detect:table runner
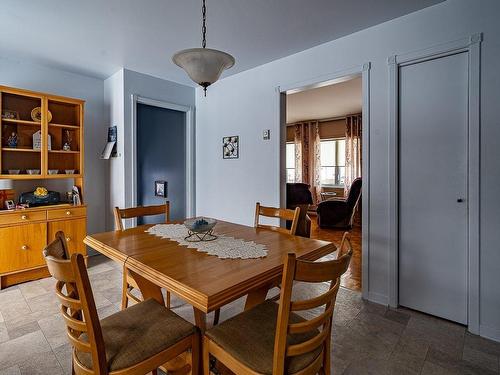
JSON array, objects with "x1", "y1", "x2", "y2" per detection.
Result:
[{"x1": 146, "y1": 224, "x2": 267, "y2": 259}]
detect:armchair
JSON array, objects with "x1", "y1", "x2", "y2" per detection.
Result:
[{"x1": 316, "y1": 178, "x2": 362, "y2": 229}]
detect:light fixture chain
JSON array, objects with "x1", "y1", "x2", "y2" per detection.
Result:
[{"x1": 202, "y1": 0, "x2": 207, "y2": 48}]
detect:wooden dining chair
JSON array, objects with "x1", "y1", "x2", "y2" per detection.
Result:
[
  {"x1": 113, "y1": 202, "x2": 172, "y2": 309},
  {"x1": 254, "y1": 202, "x2": 300, "y2": 236},
  {"x1": 43, "y1": 231, "x2": 199, "y2": 375},
  {"x1": 203, "y1": 238, "x2": 352, "y2": 375}
]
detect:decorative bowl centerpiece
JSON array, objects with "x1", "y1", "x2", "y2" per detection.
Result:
[{"x1": 183, "y1": 217, "x2": 217, "y2": 242}]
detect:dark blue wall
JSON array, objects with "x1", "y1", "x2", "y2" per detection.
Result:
[{"x1": 137, "y1": 103, "x2": 186, "y2": 223}]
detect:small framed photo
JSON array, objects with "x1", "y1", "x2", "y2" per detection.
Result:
[
  {"x1": 223, "y1": 136, "x2": 239, "y2": 159},
  {"x1": 155, "y1": 180, "x2": 167, "y2": 197},
  {"x1": 1, "y1": 110, "x2": 19, "y2": 120},
  {"x1": 4, "y1": 200, "x2": 15, "y2": 210}
]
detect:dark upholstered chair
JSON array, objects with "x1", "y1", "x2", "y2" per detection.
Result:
[
  {"x1": 286, "y1": 183, "x2": 313, "y2": 237},
  {"x1": 316, "y1": 178, "x2": 362, "y2": 229}
]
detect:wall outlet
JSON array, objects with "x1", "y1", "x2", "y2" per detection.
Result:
[{"x1": 263, "y1": 129, "x2": 270, "y2": 140}]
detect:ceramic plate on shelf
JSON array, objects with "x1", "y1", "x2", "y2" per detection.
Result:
[
  {"x1": 26, "y1": 169, "x2": 40, "y2": 175},
  {"x1": 48, "y1": 169, "x2": 59, "y2": 175},
  {"x1": 65, "y1": 169, "x2": 75, "y2": 174},
  {"x1": 8, "y1": 169, "x2": 20, "y2": 175},
  {"x1": 30, "y1": 107, "x2": 52, "y2": 122}
]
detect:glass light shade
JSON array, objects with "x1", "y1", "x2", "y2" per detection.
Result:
[{"x1": 172, "y1": 48, "x2": 235, "y2": 88}]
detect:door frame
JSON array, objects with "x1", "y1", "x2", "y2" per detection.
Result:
[
  {"x1": 277, "y1": 62, "x2": 371, "y2": 300},
  {"x1": 388, "y1": 33, "x2": 482, "y2": 333},
  {"x1": 130, "y1": 95, "x2": 195, "y2": 223}
]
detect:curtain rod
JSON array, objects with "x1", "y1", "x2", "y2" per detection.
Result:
[{"x1": 287, "y1": 113, "x2": 361, "y2": 126}]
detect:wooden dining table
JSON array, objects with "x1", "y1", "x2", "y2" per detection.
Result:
[{"x1": 84, "y1": 220, "x2": 336, "y2": 332}]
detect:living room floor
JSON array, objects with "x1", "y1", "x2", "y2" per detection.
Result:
[
  {"x1": 310, "y1": 214, "x2": 362, "y2": 292},
  {"x1": 0, "y1": 256, "x2": 499, "y2": 374}
]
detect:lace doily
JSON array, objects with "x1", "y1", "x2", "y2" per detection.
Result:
[{"x1": 146, "y1": 224, "x2": 267, "y2": 259}]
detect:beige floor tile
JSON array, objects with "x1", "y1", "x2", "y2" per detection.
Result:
[
  {"x1": 37, "y1": 313, "x2": 67, "y2": 350},
  {"x1": 0, "y1": 331, "x2": 50, "y2": 370},
  {"x1": 18, "y1": 281, "x2": 50, "y2": 300},
  {"x1": 0, "y1": 323, "x2": 8, "y2": 344},
  {"x1": 18, "y1": 350, "x2": 63, "y2": 375},
  {"x1": 5, "y1": 321, "x2": 39, "y2": 341},
  {"x1": 0, "y1": 312, "x2": 4, "y2": 323},
  {"x1": 0, "y1": 366, "x2": 21, "y2": 375},
  {"x1": 25, "y1": 293, "x2": 60, "y2": 315},
  {"x1": 52, "y1": 344, "x2": 72, "y2": 375}
]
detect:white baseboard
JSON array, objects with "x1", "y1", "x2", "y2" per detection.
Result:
[
  {"x1": 367, "y1": 291, "x2": 389, "y2": 306},
  {"x1": 480, "y1": 324, "x2": 500, "y2": 343}
]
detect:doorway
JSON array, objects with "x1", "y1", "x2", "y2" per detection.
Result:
[
  {"x1": 131, "y1": 95, "x2": 195, "y2": 227},
  {"x1": 279, "y1": 70, "x2": 368, "y2": 294},
  {"x1": 136, "y1": 104, "x2": 186, "y2": 223}
]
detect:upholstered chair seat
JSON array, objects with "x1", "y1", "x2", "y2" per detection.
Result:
[
  {"x1": 206, "y1": 300, "x2": 322, "y2": 374},
  {"x1": 76, "y1": 298, "x2": 195, "y2": 372}
]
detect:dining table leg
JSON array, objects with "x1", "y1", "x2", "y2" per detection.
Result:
[{"x1": 244, "y1": 283, "x2": 273, "y2": 311}]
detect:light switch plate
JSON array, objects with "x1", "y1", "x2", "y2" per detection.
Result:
[{"x1": 263, "y1": 129, "x2": 270, "y2": 140}]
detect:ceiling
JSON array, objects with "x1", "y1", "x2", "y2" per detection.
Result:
[
  {"x1": 0, "y1": 0, "x2": 443, "y2": 86},
  {"x1": 287, "y1": 77, "x2": 362, "y2": 123}
]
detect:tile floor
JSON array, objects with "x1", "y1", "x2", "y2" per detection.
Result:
[{"x1": 0, "y1": 256, "x2": 499, "y2": 375}]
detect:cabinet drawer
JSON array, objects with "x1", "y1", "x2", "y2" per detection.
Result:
[
  {"x1": 47, "y1": 206, "x2": 86, "y2": 220},
  {"x1": 48, "y1": 218, "x2": 86, "y2": 256},
  {"x1": 0, "y1": 223, "x2": 47, "y2": 274},
  {"x1": 0, "y1": 210, "x2": 46, "y2": 226}
]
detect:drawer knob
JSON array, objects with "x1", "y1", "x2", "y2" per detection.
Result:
[
  {"x1": 66, "y1": 211, "x2": 72, "y2": 216},
  {"x1": 66, "y1": 237, "x2": 71, "y2": 242},
  {"x1": 21, "y1": 215, "x2": 28, "y2": 220},
  {"x1": 21, "y1": 245, "x2": 28, "y2": 250}
]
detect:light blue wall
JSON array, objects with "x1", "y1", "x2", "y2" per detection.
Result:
[
  {"x1": 104, "y1": 69, "x2": 195, "y2": 228},
  {"x1": 195, "y1": 0, "x2": 500, "y2": 341},
  {"x1": 0, "y1": 56, "x2": 107, "y2": 235}
]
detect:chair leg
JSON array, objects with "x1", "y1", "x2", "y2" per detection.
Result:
[
  {"x1": 213, "y1": 308, "x2": 220, "y2": 326},
  {"x1": 323, "y1": 339, "x2": 331, "y2": 375},
  {"x1": 191, "y1": 332, "x2": 200, "y2": 375},
  {"x1": 166, "y1": 291, "x2": 171, "y2": 309},
  {"x1": 121, "y1": 267, "x2": 129, "y2": 310},
  {"x1": 202, "y1": 336, "x2": 210, "y2": 375},
  {"x1": 151, "y1": 369, "x2": 158, "y2": 375}
]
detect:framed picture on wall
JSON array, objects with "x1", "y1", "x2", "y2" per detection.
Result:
[
  {"x1": 155, "y1": 180, "x2": 167, "y2": 197},
  {"x1": 223, "y1": 136, "x2": 239, "y2": 159}
]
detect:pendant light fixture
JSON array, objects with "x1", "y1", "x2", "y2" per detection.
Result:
[{"x1": 172, "y1": 0, "x2": 235, "y2": 96}]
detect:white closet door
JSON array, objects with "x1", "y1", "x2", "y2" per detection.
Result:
[{"x1": 398, "y1": 52, "x2": 468, "y2": 324}]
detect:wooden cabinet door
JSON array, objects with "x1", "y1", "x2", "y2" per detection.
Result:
[
  {"x1": 48, "y1": 218, "x2": 86, "y2": 256},
  {"x1": 0, "y1": 223, "x2": 47, "y2": 273}
]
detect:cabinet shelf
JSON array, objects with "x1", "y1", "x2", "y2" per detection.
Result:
[
  {"x1": 1, "y1": 119, "x2": 41, "y2": 126},
  {"x1": 48, "y1": 123, "x2": 80, "y2": 129},
  {"x1": 1, "y1": 147, "x2": 39, "y2": 153},
  {"x1": 49, "y1": 149, "x2": 80, "y2": 154}
]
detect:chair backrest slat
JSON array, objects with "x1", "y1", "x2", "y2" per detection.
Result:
[
  {"x1": 114, "y1": 202, "x2": 170, "y2": 231},
  {"x1": 288, "y1": 303, "x2": 334, "y2": 334},
  {"x1": 286, "y1": 328, "x2": 330, "y2": 357},
  {"x1": 43, "y1": 231, "x2": 108, "y2": 374},
  {"x1": 272, "y1": 232, "x2": 353, "y2": 374},
  {"x1": 254, "y1": 202, "x2": 300, "y2": 235}
]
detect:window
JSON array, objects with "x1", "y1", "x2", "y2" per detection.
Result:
[
  {"x1": 286, "y1": 142, "x2": 296, "y2": 183},
  {"x1": 320, "y1": 139, "x2": 346, "y2": 186}
]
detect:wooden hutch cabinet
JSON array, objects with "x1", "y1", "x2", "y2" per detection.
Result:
[{"x1": 0, "y1": 85, "x2": 86, "y2": 289}]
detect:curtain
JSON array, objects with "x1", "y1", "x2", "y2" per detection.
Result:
[
  {"x1": 293, "y1": 121, "x2": 321, "y2": 204},
  {"x1": 345, "y1": 114, "x2": 362, "y2": 194}
]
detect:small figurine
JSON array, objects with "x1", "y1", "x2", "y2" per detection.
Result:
[
  {"x1": 63, "y1": 130, "x2": 72, "y2": 151},
  {"x1": 7, "y1": 132, "x2": 18, "y2": 148}
]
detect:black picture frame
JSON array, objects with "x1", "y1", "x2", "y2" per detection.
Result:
[
  {"x1": 223, "y1": 136, "x2": 239, "y2": 159},
  {"x1": 155, "y1": 180, "x2": 167, "y2": 197}
]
